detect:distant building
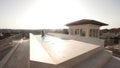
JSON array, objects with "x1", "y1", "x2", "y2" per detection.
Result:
[
  {"x1": 100, "y1": 28, "x2": 120, "y2": 45},
  {"x1": 66, "y1": 19, "x2": 108, "y2": 38}
]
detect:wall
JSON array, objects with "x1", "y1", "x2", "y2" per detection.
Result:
[
  {"x1": 68, "y1": 24, "x2": 100, "y2": 38},
  {"x1": 48, "y1": 33, "x2": 104, "y2": 47}
]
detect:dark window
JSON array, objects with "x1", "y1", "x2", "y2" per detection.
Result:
[
  {"x1": 75, "y1": 29, "x2": 77, "y2": 35},
  {"x1": 80, "y1": 29, "x2": 85, "y2": 36}
]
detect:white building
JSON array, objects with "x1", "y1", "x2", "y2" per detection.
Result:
[{"x1": 66, "y1": 19, "x2": 108, "y2": 38}]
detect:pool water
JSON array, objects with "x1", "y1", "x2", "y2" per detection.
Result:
[
  {"x1": 35, "y1": 35, "x2": 67, "y2": 45},
  {"x1": 30, "y1": 34, "x2": 100, "y2": 64}
]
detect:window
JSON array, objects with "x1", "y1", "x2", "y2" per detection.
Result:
[
  {"x1": 80, "y1": 29, "x2": 82, "y2": 35},
  {"x1": 75, "y1": 29, "x2": 77, "y2": 35},
  {"x1": 75, "y1": 29, "x2": 79, "y2": 35},
  {"x1": 90, "y1": 29, "x2": 98, "y2": 37},
  {"x1": 80, "y1": 29, "x2": 86, "y2": 36}
]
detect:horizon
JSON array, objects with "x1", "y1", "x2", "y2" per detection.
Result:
[{"x1": 0, "y1": 27, "x2": 120, "y2": 30}]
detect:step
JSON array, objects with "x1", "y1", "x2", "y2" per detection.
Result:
[
  {"x1": 72, "y1": 50, "x2": 112, "y2": 68},
  {"x1": 30, "y1": 33, "x2": 103, "y2": 68}
]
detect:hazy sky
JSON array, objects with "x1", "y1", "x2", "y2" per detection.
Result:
[{"x1": 0, "y1": 0, "x2": 120, "y2": 29}]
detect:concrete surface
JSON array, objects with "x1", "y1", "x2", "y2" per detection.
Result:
[
  {"x1": 0, "y1": 40, "x2": 21, "y2": 68},
  {"x1": 3, "y1": 40, "x2": 29, "y2": 68},
  {"x1": 103, "y1": 56, "x2": 120, "y2": 68},
  {"x1": 73, "y1": 50, "x2": 112, "y2": 68}
]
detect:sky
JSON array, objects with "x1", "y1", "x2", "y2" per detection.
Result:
[{"x1": 0, "y1": 0, "x2": 120, "y2": 29}]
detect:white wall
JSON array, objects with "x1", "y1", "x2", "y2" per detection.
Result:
[
  {"x1": 68, "y1": 24, "x2": 100, "y2": 38},
  {"x1": 48, "y1": 33, "x2": 104, "y2": 47}
]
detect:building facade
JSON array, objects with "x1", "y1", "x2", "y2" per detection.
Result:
[{"x1": 66, "y1": 19, "x2": 108, "y2": 38}]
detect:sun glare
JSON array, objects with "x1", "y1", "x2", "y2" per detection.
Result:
[{"x1": 18, "y1": 0, "x2": 87, "y2": 29}]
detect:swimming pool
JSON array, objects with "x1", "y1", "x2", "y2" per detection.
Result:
[
  {"x1": 30, "y1": 33, "x2": 100, "y2": 67},
  {"x1": 35, "y1": 35, "x2": 68, "y2": 46}
]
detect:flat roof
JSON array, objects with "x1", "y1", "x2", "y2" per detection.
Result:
[{"x1": 66, "y1": 19, "x2": 108, "y2": 26}]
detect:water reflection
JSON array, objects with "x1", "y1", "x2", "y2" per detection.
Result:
[{"x1": 35, "y1": 35, "x2": 68, "y2": 58}]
